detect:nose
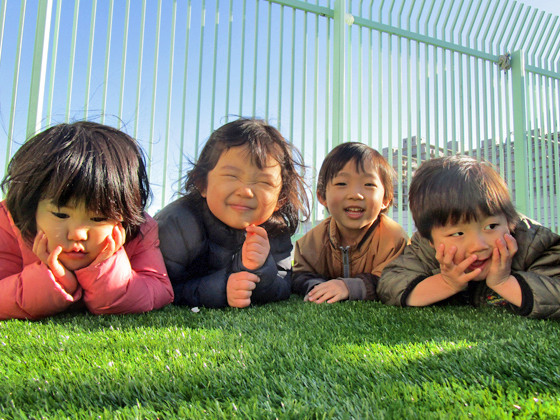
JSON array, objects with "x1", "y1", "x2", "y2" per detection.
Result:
[
  {"x1": 347, "y1": 185, "x2": 364, "y2": 200},
  {"x1": 236, "y1": 185, "x2": 255, "y2": 198},
  {"x1": 67, "y1": 224, "x2": 88, "y2": 241},
  {"x1": 467, "y1": 233, "x2": 490, "y2": 255}
]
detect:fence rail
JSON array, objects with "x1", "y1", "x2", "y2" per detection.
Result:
[{"x1": 1, "y1": 0, "x2": 559, "y2": 234}]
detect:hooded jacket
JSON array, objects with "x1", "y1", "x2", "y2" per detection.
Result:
[
  {"x1": 0, "y1": 200, "x2": 174, "y2": 320},
  {"x1": 155, "y1": 197, "x2": 293, "y2": 308},
  {"x1": 292, "y1": 214, "x2": 409, "y2": 300},
  {"x1": 377, "y1": 216, "x2": 560, "y2": 319}
]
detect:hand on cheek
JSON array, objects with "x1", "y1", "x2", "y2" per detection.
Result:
[
  {"x1": 91, "y1": 224, "x2": 126, "y2": 266},
  {"x1": 242, "y1": 225, "x2": 270, "y2": 270},
  {"x1": 435, "y1": 243, "x2": 480, "y2": 292},
  {"x1": 486, "y1": 233, "x2": 517, "y2": 288},
  {"x1": 227, "y1": 271, "x2": 260, "y2": 308},
  {"x1": 32, "y1": 231, "x2": 78, "y2": 294}
]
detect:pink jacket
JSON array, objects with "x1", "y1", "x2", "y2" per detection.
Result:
[{"x1": 0, "y1": 201, "x2": 174, "y2": 320}]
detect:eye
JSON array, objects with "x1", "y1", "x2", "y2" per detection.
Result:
[
  {"x1": 51, "y1": 212, "x2": 69, "y2": 219},
  {"x1": 450, "y1": 232, "x2": 464, "y2": 237},
  {"x1": 365, "y1": 183, "x2": 376, "y2": 187},
  {"x1": 91, "y1": 217, "x2": 109, "y2": 223},
  {"x1": 334, "y1": 182, "x2": 346, "y2": 186},
  {"x1": 485, "y1": 223, "x2": 499, "y2": 230}
]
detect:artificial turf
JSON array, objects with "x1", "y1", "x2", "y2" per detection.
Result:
[{"x1": 1, "y1": 295, "x2": 559, "y2": 419}]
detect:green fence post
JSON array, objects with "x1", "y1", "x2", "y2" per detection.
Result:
[
  {"x1": 510, "y1": 49, "x2": 528, "y2": 215},
  {"x1": 333, "y1": 0, "x2": 346, "y2": 146},
  {"x1": 26, "y1": 0, "x2": 52, "y2": 139}
]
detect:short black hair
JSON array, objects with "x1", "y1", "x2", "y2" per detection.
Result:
[
  {"x1": 2, "y1": 121, "x2": 150, "y2": 244},
  {"x1": 183, "y1": 117, "x2": 310, "y2": 235},
  {"x1": 409, "y1": 155, "x2": 519, "y2": 241},
  {"x1": 317, "y1": 142, "x2": 395, "y2": 212}
]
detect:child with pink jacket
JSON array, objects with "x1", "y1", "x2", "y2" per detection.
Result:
[{"x1": 0, "y1": 121, "x2": 174, "y2": 320}]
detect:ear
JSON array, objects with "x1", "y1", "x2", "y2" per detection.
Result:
[
  {"x1": 195, "y1": 179, "x2": 207, "y2": 198},
  {"x1": 317, "y1": 191, "x2": 327, "y2": 208}
]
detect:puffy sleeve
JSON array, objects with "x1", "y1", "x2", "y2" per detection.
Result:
[
  {"x1": 76, "y1": 214, "x2": 174, "y2": 315},
  {"x1": 0, "y1": 202, "x2": 82, "y2": 320}
]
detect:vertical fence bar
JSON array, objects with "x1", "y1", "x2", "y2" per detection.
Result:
[
  {"x1": 332, "y1": 0, "x2": 346, "y2": 146},
  {"x1": 83, "y1": 0, "x2": 97, "y2": 120},
  {"x1": 133, "y1": 0, "x2": 146, "y2": 139},
  {"x1": 6, "y1": 0, "x2": 27, "y2": 168},
  {"x1": 46, "y1": 0, "x2": 62, "y2": 126},
  {"x1": 26, "y1": 0, "x2": 52, "y2": 138},
  {"x1": 511, "y1": 49, "x2": 528, "y2": 215},
  {"x1": 100, "y1": 0, "x2": 114, "y2": 124},
  {"x1": 178, "y1": 0, "x2": 192, "y2": 182},
  {"x1": 65, "y1": 0, "x2": 80, "y2": 122},
  {"x1": 147, "y1": 0, "x2": 162, "y2": 179},
  {"x1": 162, "y1": 0, "x2": 177, "y2": 209},
  {"x1": 117, "y1": 0, "x2": 130, "y2": 128}
]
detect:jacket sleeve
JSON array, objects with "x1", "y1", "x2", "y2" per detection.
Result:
[
  {"x1": 292, "y1": 239, "x2": 327, "y2": 296},
  {"x1": 0, "y1": 210, "x2": 82, "y2": 320},
  {"x1": 76, "y1": 215, "x2": 174, "y2": 315},
  {"x1": 377, "y1": 232, "x2": 440, "y2": 306},
  {"x1": 230, "y1": 232, "x2": 293, "y2": 304},
  {"x1": 508, "y1": 220, "x2": 560, "y2": 319}
]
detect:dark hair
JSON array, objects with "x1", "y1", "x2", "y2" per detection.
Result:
[
  {"x1": 409, "y1": 155, "x2": 519, "y2": 241},
  {"x1": 1, "y1": 121, "x2": 150, "y2": 244},
  {"x1": 183, "y1": 117, "x2": 309, "y2": 235},
  {"x1": 317, "y1": 142, "x2": 395, "y2": 212}
]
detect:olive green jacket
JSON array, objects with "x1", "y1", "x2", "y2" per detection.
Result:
[{"x1": 378, "y1": 216, "x2": 560, "y2": 319}]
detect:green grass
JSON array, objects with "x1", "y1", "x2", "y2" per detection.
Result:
[{"x1": 1, "y1": 296, "x2": 560, "y2": 419}]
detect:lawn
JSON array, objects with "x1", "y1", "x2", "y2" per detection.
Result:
[{"x1": 1, "y1": 296, "x2": 559, "y2": 419}]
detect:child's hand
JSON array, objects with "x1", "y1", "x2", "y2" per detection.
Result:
[
  {"x1": 305, "y1": 279, "x2": 349, "y2": 304},
  {"x1": 486, "y1": 234, "x2": 518, "y2": 288},
  {"x1": 90, "y1": 224, "x2": 126, "y2": 266},
  {"x1": 32, "y1": 231, "x2": 78, "y2": 294},
  {"x1": 242, "y1": 225, "x2": 270, "y2": 271},
  {"x1": 227, "y1": 271, "x2": 260, "y2": 308},
  {"x1": 435, "y1": 244, "x2": 480, "y2": 292}
]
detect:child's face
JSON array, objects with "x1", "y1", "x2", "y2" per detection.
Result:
[
  {"x1": 430, "y1": 214, "x2": 511, "y2": 280},
  {"x1": 201, "y1": 146, "x2": 282, "y2": 229},
  {"x1": 36, "y1": 200, "x2": 121, "y2": 271},
  {"x1": 319, "y1": 159, "x2": 388, "y2": 245}
]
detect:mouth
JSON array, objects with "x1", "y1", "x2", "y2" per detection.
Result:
[
  {"x1": 468, "y1": 257, "x2": 489, "y2": 271},
  {"x1": 228, "y1": 203, "x2": 254, "y2": 212},
  {"x1": 344, "y1": 207, "x2": 365, "y2": 218}
]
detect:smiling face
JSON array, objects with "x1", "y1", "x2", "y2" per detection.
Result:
[
  {"x1": 36, "y1": 200, "x2": 120, "y2": 271},
  {"x1": 200, "y1": 146, "x2": 283, "y2": 230},
  {"x1": 430, "y1": 213, "x2": 511, "y2": 280},
  {"x1": 319, "y1": 159, "x2": 388, "y2": 246}
]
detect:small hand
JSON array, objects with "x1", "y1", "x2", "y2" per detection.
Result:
[
  {"x1": 486, "y1": 234, "x2": 518, "y2": 288},
  {"x1": 32, "y1": 231, "x2": 78, "y2": 294},
  {"x1": 435, "y1": 244, "x2": 480, "y2": 292},
  {"x1": 305, "y1": 279, "x2": 349, "y2": 304},
  {"x1": 242, "y1": 225, "x2": 270, "y2": 271},
  {"x1": 90, "y1": 224, "x2": 126, "y2": 266},
  {"x1": 227, "y1": 271, "x2": 260, "y2": 308}
]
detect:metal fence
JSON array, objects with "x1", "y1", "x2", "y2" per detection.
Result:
[{"x1": 1, "y1": 0, "x2": 559, "y2": 235}]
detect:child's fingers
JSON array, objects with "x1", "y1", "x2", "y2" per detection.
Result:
[
  {"x1": 504, "y1": 233, "x2": 518, "y2": 255},
  {"x1": 91, "y1": 234, "x2": 116, "y2": 266},
  {"x1": 245, "y1": 224, "x2": 269, "y2": 241},
  {"x1": 32, "y1": 231, "x2": 48, "y2": 260},
  {"x1": 113, "y1": 224, "x2": 126, "y2": 250},
  {"x1": 455, "y1": 254, "x2": 478, "y2": 274},
  {"x1": 47, "y1": 246, "x2": 66, "y2": 277}
]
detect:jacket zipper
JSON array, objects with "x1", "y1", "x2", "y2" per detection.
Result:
[{"x1": 340, "y1": 246, "x2": 350, "y2": 278}]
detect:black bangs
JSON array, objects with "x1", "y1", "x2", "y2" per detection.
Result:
[
  {"x1": 410, "y1": 156, "x2": 519, "y2": 240},
  {"x1": 3, "y1": 121, "x2": 150, "y2": 244}
]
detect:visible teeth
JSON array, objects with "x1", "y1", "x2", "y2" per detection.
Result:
[{"x1": 345, "y1": 208, "x2": 364, "y2": 212}]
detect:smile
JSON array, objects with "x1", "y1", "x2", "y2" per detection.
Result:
[
  {"x1": 468, "y1": 258, "x2": 489, "y2": 271},
  {"x1": 229, "y1": 203, "x2": 253, "y2": 211}
]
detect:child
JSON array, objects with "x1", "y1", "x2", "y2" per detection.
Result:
[
  {"x1": 292, "y1": 142, "x2": 409, "y2": 303},
  {"x1": 377, "y1": 155, "x2": 560, "y2": 319},
  {"x1": 155, "y1": 118, "x2": 309, "y2": 308},
  {"x1": 0, "y1": 121, "x2": 174, "y2": 320}
]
